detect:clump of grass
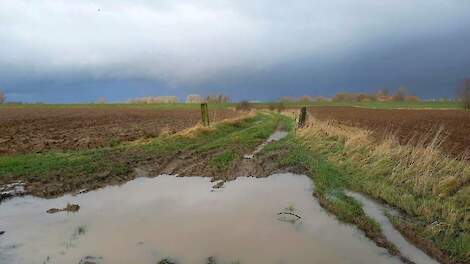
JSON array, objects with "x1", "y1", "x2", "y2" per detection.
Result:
[
  {"x1": 297, "y1": 117, "x2": 470, "y2": 263},
  {"x1": 209, "y1": 150, "x2": 236, "y2": 170},
  {"x1": 285, "y1": 203, "x2": 296, "y2": 212}
]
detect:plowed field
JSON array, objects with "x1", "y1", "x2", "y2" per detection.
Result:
[
  {"x1": 308, "y1": 107, "x2": 470, "y2": 158},
  {"x1": 0, "y1": 107, "x2": 240, "y2": 155}
]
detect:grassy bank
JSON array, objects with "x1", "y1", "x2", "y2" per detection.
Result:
[
  {"x1": 267, "y1": 117, "x2": 469, "y2": 263},
  {"x1": 263, "y1": 131, "x2": 400, "y2": 257},
  {"x1": 0, "y1": 112, "x2": 282, "y2": 197}
]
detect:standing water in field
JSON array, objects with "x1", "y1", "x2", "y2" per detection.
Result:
[
  {"x1": 243, "y1": 131, "x2": 288, "y2": 159},
  {"x1": 346, "y1": 192, "x2": 440, "y2": 264},
  {"x1": 0, "y1": 174, "x2": 405, "y2": 264}
]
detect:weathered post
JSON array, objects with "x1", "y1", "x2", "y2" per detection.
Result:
[
  {"x1": 298, "y1": 106, "x2": 307, "y2": 128},
  {"x1": 200, "y1": 103, "x2": 210, "y2": 127}
]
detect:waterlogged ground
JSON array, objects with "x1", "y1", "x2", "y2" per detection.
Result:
[
  {"x1": 0, "y1": 174, "x2": 405, "y2": 264},
  {"x1": 346, "y1": 192, "x2": 439, "y2": 264}
]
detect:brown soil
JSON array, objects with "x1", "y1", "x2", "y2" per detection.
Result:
[
  {"x1": 3, "y1": 127, "x2": 284, "y2": 199},
  {"x1": 154, "y1": 139, "x2": 284, "y2": 182},
  {"x1": 0, "y1": 107, "x2": 240, "y2": 155},
  {"x1": 308, "y1": 106, "x2": 470, "y2": 158},
  {"x1": 0, "y1": 123, "x2": 445, "y2": 264}
]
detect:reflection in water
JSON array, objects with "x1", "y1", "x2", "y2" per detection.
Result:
[{"x1": 0, "y1": 174, "x2": 403, "y2": 264}]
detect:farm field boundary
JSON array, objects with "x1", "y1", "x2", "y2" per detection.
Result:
[
  {"x1": 0, "y1": 107, "x2": 240, "y2": 155},
  {"x1": 263, "y1": 115, "x2": 469, "y2": 264}
]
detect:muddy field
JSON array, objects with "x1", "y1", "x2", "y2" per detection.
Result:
[
  {"x1": 0, "y1": 107, "x2": 240, "y2": 155},
  {"x1": 308, "y1": 107, "x2": 470, "y2": 158}
]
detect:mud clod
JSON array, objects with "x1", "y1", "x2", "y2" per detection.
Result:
[
  {"x1": 78, "y1": 256, "x2": 103, "y2": 264},
  {"x1": 47, "y1": 203, "x2": 80, "y2": 214},
  {"x1": 212, "y1": 181, "x2": 225, "y2": 189},
  {"x1": 0, "y1": 182, "x2": 26, "y2": 202},
  {"x1": 158, "y1": 259, "x2": 177, "y2": 264}
]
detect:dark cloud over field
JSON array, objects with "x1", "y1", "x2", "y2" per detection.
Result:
[{"x1": 1, "y1": 0, "x2": 470, "y2": 102}]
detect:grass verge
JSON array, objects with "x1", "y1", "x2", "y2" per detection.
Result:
[
  {"x1": 263, "y1": 131, "x2": 400, "y2": 256},
  {"x1": 275, "y1": 117, "x2": 469, "y2": 264}
]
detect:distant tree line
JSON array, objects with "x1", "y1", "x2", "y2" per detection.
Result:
[
  {"x1": 280, "y1": 96, "x2": 330, "y2": 103},
  {"x1": 278, "y1": 87, "x2": 421, "y2": 103},
  {"x1": 128, "y1": 96, "x2": 179, "y2": 104},
  {"x1": 186, "y1": 94, "x2": 204, "y2": 103},
  {"x1": 205, "y1": 94, "x2": 231, "y2": 103},
  {"x1": 126, "y1": 94, "x2": 231, "y2": 104},
  {"x1": 331, "y1": 87, "x2": 420, "y2": 102}
]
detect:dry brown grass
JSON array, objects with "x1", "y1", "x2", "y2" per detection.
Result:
[
  {"x1": 298, "y1": 117, "x2": 470, "y2": 197},
  {"x1": 295, "y1": 117, "x2": 470, "y2": 262},
  {"x1": 178, "y1": 110, "x2": 256, "y2": 138}
]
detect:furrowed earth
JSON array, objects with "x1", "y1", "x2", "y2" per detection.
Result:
[
  {"x1": 0, "y1": 107, "x2": 240, "y2": 155},
  {"x1": 307, "y1": 106, "x2": 470, "y2": 158},
  {"x1": 0, "y1": 106, "x2": 469, "y2": 264}
]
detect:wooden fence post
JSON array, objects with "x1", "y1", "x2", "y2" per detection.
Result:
[
  {"x1": 298, "y1": 107, "x2": 307, "y2": 128},
  {"x1": 201, "y1": 103, "x2": 210, "y2": 127}
]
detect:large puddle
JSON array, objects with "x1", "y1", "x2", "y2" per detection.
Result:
[{"x1": 0, "y1": 174, "x2": 405, "y2": 264}]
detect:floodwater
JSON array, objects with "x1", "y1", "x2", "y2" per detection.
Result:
[
  {"x1": 0, "y1": 174, "x2": 405, "y2": 264},
  {"x1": 346, "y1": 192, "x2": 439, "y2": 264}
]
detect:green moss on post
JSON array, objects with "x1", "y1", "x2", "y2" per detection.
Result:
[{"x1": 201, "y1": 103, "x2": 210, "y2": 126}]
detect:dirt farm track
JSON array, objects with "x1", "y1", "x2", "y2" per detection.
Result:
[
  {"x1": 308, "y1": 107, "x2": 470, "y2": 158},
  {"x1": 0, "y1": 107, "x2": 240, "y2": 155}
]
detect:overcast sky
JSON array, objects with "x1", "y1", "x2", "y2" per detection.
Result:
[{"x1": 1, "y1": 0, "x2": 469, "y2": 102}]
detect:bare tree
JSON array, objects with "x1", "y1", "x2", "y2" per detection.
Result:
[
  {"x1": 206, "y1": 94, "x2": 230, "y2": 103},
  {"x1": 380, "y1": 88, "x2": 389, "y2": 96},
  {"x1": 186, "y1": 94, "x2": 204, "y2": 103},
  {"x1": 0, "y1": 90, "x2": 5, "y2": 104},
  {"x1": 393, "y1": 86, "x2": 409, "y2": 101},
  {"x1": 457, "y1": 79, "x2": 470, "y2": 110}
]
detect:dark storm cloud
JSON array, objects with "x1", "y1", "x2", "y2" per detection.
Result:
[{"x1": 0, "y1": 0, "x2": 469, "y2": 102}]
